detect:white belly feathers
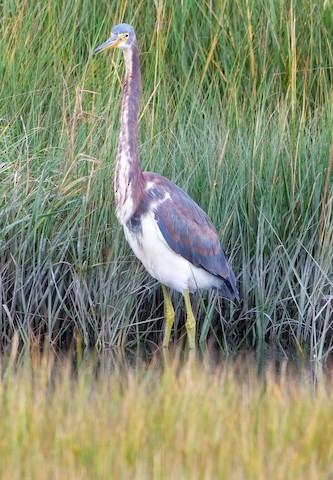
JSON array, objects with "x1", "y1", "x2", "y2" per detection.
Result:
[{"x1": 123, "y1": 212, "x2": 222, "y2": 293}]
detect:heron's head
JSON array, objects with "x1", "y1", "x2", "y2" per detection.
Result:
[{"x1": 93, "y1": 24, "x2": 136, "y2": 54}]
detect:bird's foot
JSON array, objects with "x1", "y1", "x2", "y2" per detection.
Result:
[
  {"x1": 162, "y1": 285, "x2": 175, "y2": 348},
  {"x1": 183, "y1": 289, "x2": 196, "y2": 349},
  {"x1": 185, "y1": 318, "x2": 196, "y2": 349}
]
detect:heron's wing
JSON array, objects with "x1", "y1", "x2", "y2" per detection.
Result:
[{"x1": 146, "y1": 175, "x2": 233, "y2": 282}]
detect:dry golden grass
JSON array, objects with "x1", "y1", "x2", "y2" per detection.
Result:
[{"x1": 0, "y1": 350, "x2": 332, "y2": 479}]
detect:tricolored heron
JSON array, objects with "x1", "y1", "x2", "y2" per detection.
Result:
[{"x1": 93, "y1": 24, "x2": 239, "y2": 349}]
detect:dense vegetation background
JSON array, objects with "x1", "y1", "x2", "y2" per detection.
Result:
[{"x1": 0, "y1": 0, "x2": 332, "y2": 356}]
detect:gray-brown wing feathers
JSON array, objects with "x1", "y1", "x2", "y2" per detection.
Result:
[{"x1": 143, "y1": 173, "x2": 239, "y2": 300}]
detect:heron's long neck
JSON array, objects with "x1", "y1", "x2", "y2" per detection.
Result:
[{"x1": 115, "y1": 43, "x2": 143, "y2": 223}]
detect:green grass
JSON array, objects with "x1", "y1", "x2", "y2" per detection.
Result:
[
  {"x1": 0, "y1": 350, "x2": 332, "y2": 479},
  {"x1": 0, "y1": 0, "x2": 333, "y2": 356}
]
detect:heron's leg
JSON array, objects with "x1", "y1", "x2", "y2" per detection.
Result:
[
  {"x1": 162, "y1": 285, "x2": 175, "y2": 348},
  {"x1": 183, "y1": 289, "x2": 196, "y2": 349}
]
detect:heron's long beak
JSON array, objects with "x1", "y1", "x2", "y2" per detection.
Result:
[{"x1": 93, "y1": 34, "x2": 120, "y2": 54}]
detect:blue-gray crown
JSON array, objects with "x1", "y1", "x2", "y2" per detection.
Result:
[{"x1": 111, "y1": 24, "x2": 135, "y2": 35}]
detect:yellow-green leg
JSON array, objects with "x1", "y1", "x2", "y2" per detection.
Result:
[
  {"x1": 162, "y1": 285, "x2": 175, "y2": 348},
  {"x1": 183, "y1": 289, "x2": 196, "y2": 349}
]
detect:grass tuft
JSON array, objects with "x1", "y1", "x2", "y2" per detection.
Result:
[{"x1": 0, "y1": 0, "x2": 332, "y2": 355}]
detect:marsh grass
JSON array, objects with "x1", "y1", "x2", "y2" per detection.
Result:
[
  {"x1": 0, "y1": 0, "x2": 332, "y2": 355},
  {"x1": 0, "y1": 350, "x2": 332, "y2": 479}
]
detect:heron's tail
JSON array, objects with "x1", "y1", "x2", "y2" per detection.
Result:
[{"x1": 218, "y1": 274, "x2": 240, "y2": 302}]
